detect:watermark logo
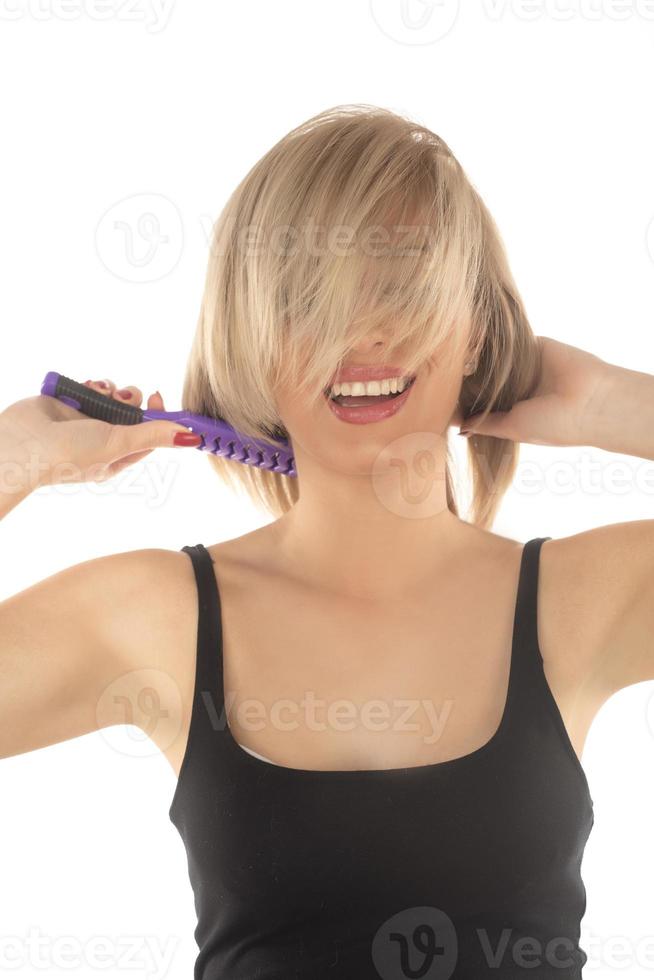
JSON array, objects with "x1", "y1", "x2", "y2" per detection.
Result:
[
  {"x1": 372, "y1": 906, "x2": 458, "y2": 979},
  {"x1": 95, "y1": 192, "x2": 183, "y2": 283},
  {"x1": 370, "y1": 0, "x2": 460, "y2": 44},
  {"x1": 95, "y1": 667, "x2": 183, "y2": 759},
  {"x1": 372, "y1": 431, "x2": 449, "y2": 519}
]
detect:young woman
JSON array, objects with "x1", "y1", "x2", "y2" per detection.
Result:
[{"x1": 2, "y1": 104, "x2": 653, "y2": 980}]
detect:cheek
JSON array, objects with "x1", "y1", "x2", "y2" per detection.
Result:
[
  {"x1": 275, "y1": 384, "x2": 323, "y2": 436},
  {"x1": 418, "y1": 372, "x2": 463, "y2": 417}
]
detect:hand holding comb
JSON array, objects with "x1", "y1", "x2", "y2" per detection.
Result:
[{"x1": 40, "y1": 371, "x2": 297, "y2": 477}]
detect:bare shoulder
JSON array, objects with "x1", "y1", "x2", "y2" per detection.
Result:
[
  {"x1": 538, "y1": 520, "x2": 654, "y2": 698},
  {"x1": 79, "y1": 546, "x2": 200, "y2": 667},
  {"x1": 80, "y1": 545, "x2": 223, "y2": 769},
  {"x1": 106, "y1": 535, "x2": 270, "y2": 769},
  {"x1": 114, "y1": 529, "x2": 275, "y2": 677}
]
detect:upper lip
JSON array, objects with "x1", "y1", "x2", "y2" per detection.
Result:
[{"x1": 326, "y1": 365, "x2": 413, "y2": 388}]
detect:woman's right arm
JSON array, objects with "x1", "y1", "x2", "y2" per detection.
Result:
[
  {"x1": 0, "y1": 545, "x2": 182, "y2": 760},
  {"x1": 0, "y1": 381, "x2": 200, "y2": 761},
  {"x1": 0, "y1": 411, "x2": 43, "y2": 519}
]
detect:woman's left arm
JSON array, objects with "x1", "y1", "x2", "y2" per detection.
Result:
[
  {"x1": 572, "y1": 354, "x2": 654, "y2": 461},
  {"x1": 459, "y1": 336, "x2": 654, "y2": 696}
]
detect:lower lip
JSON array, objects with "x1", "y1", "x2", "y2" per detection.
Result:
[{"x1": 324, "y1": 378, "x2": 416, "y2": 425}]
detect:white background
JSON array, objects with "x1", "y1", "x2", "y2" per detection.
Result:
[{"x1": 2, "y1": 1, "x2": 654, "y2": 977}]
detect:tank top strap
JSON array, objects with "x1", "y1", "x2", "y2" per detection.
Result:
[
  {"x1": 513, "y1": 537, "x2": 551, "y2": 658},
  {"x1": 180, "y1": 543, "x2": 226, "y2": 733},
  {"x1": 504, "y1": 535, "x2": 554, "y2": 720}
]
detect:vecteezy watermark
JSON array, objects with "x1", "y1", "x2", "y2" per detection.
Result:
[
  {"x1": 2, "y1": 448, "x2": 187, "y2": 509},
  {"x1": 189, "y1": 690, "x2": 457, "y2": 748},
  {"x1": 0, "y1": 926, "x2": 178, "y2": 979},
  {"x1": 481, "y1": 0, "x2": 654, "y2": 22},
  {"x1": 205, "y1": 217, "x2": 437, "y2": 260},
  {"x1": 96, "y1": 207, "x2": 436, "y2": 273},
  {"x1": 40, "y1": 456, "x2": 185, "y2": 509},
  {"x1": 95, "y1": 192, "x2": 184, "y2": 283},
  {"x1": 370, "y1": 0, "x2": 654, "y2": 46},
  {"x1": 369, "y1": 0, "x2": 461, "y2": 45},
  {"x1": 370, "y1": 435, "x2": 654, "y2": 519},
  {"x1": 0, "y1": 0, "x2": 176, "y2": 33},
  {"x1": 581, "y1": 929, "x2": 654, "y2": 970},
  {"x1": 372, "y1": 906, "x2": 587, "y2": 978},
  {"x1": 509, "y1": 452, "x2": 654, "y2": 497}
]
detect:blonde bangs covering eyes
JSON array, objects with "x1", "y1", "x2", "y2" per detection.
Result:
[{"x1": 182, "y1": 104, "x2": 542, "y2": 528}]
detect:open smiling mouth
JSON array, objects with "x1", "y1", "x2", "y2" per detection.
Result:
[
  {"x1": 322, "y1": 375, "x2": 418, "y2": 424},
  {"x1": 323, "y1": 375, "x2": 417, "y2": 407}
]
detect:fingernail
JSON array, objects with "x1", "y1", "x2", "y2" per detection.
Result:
[
  {"x1": 173, "y1": 431, "x2": 202, "y2": 447},
  {"x1": 97, "y1": 380, "x2": 110, "y2": 389},
  {"x1": 117, "y1": 389, "x2": 132, "y2": 399}
]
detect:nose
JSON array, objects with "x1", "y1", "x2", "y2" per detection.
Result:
[{"x1": 347, "y1": 327, "x2": 390, "y2": 358}]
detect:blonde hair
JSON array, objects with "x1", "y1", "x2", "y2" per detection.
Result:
[{"x1": 182, "y1": 104, "x2": 541, "y2": 529}]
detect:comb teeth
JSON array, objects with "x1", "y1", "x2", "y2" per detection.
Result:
[
  {"x1": 207, "y1": 434, "x2": 296, "y2": 476},
  {"x1": 198, "y1": 427, "x2": 296, "y2": 476},
  {"x1": 139, "y1": 407, "x2": 297, "y2": 477}
]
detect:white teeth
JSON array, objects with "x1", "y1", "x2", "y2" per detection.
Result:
[{"x1": 329, "y1": 375, "x2": 413, "y2": 398}]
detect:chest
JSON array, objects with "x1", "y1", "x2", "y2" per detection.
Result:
[{"x1": 218, "y1": 573, "x2": 519, "y2": 772}]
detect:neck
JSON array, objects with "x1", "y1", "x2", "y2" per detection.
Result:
[{"x1": 269, "y1": 453, "x2": 471, "y2": 599}]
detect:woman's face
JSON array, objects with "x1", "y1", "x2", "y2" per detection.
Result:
[{"x1": 273, "y1": 205, "x2": 473, "y2": 475}]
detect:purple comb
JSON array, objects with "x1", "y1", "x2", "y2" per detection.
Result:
[{"x1": 40, "y1": 371, "x2": 297, "y2": 478}]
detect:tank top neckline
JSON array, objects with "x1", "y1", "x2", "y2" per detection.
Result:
[{"x1": 181, "y1": 536, "x2": 553, "y2": 781}]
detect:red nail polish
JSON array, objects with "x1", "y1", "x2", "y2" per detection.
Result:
[
  {"x1": 173, "y1": 431, "x2": 202, "y2": 446},
  {"x1": 117, "y1": 389, "x2": 132, "y2": 399}
]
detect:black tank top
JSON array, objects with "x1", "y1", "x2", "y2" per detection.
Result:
[{"x1": 169, "y1": 536, "x2": 595, "y2": 980}]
